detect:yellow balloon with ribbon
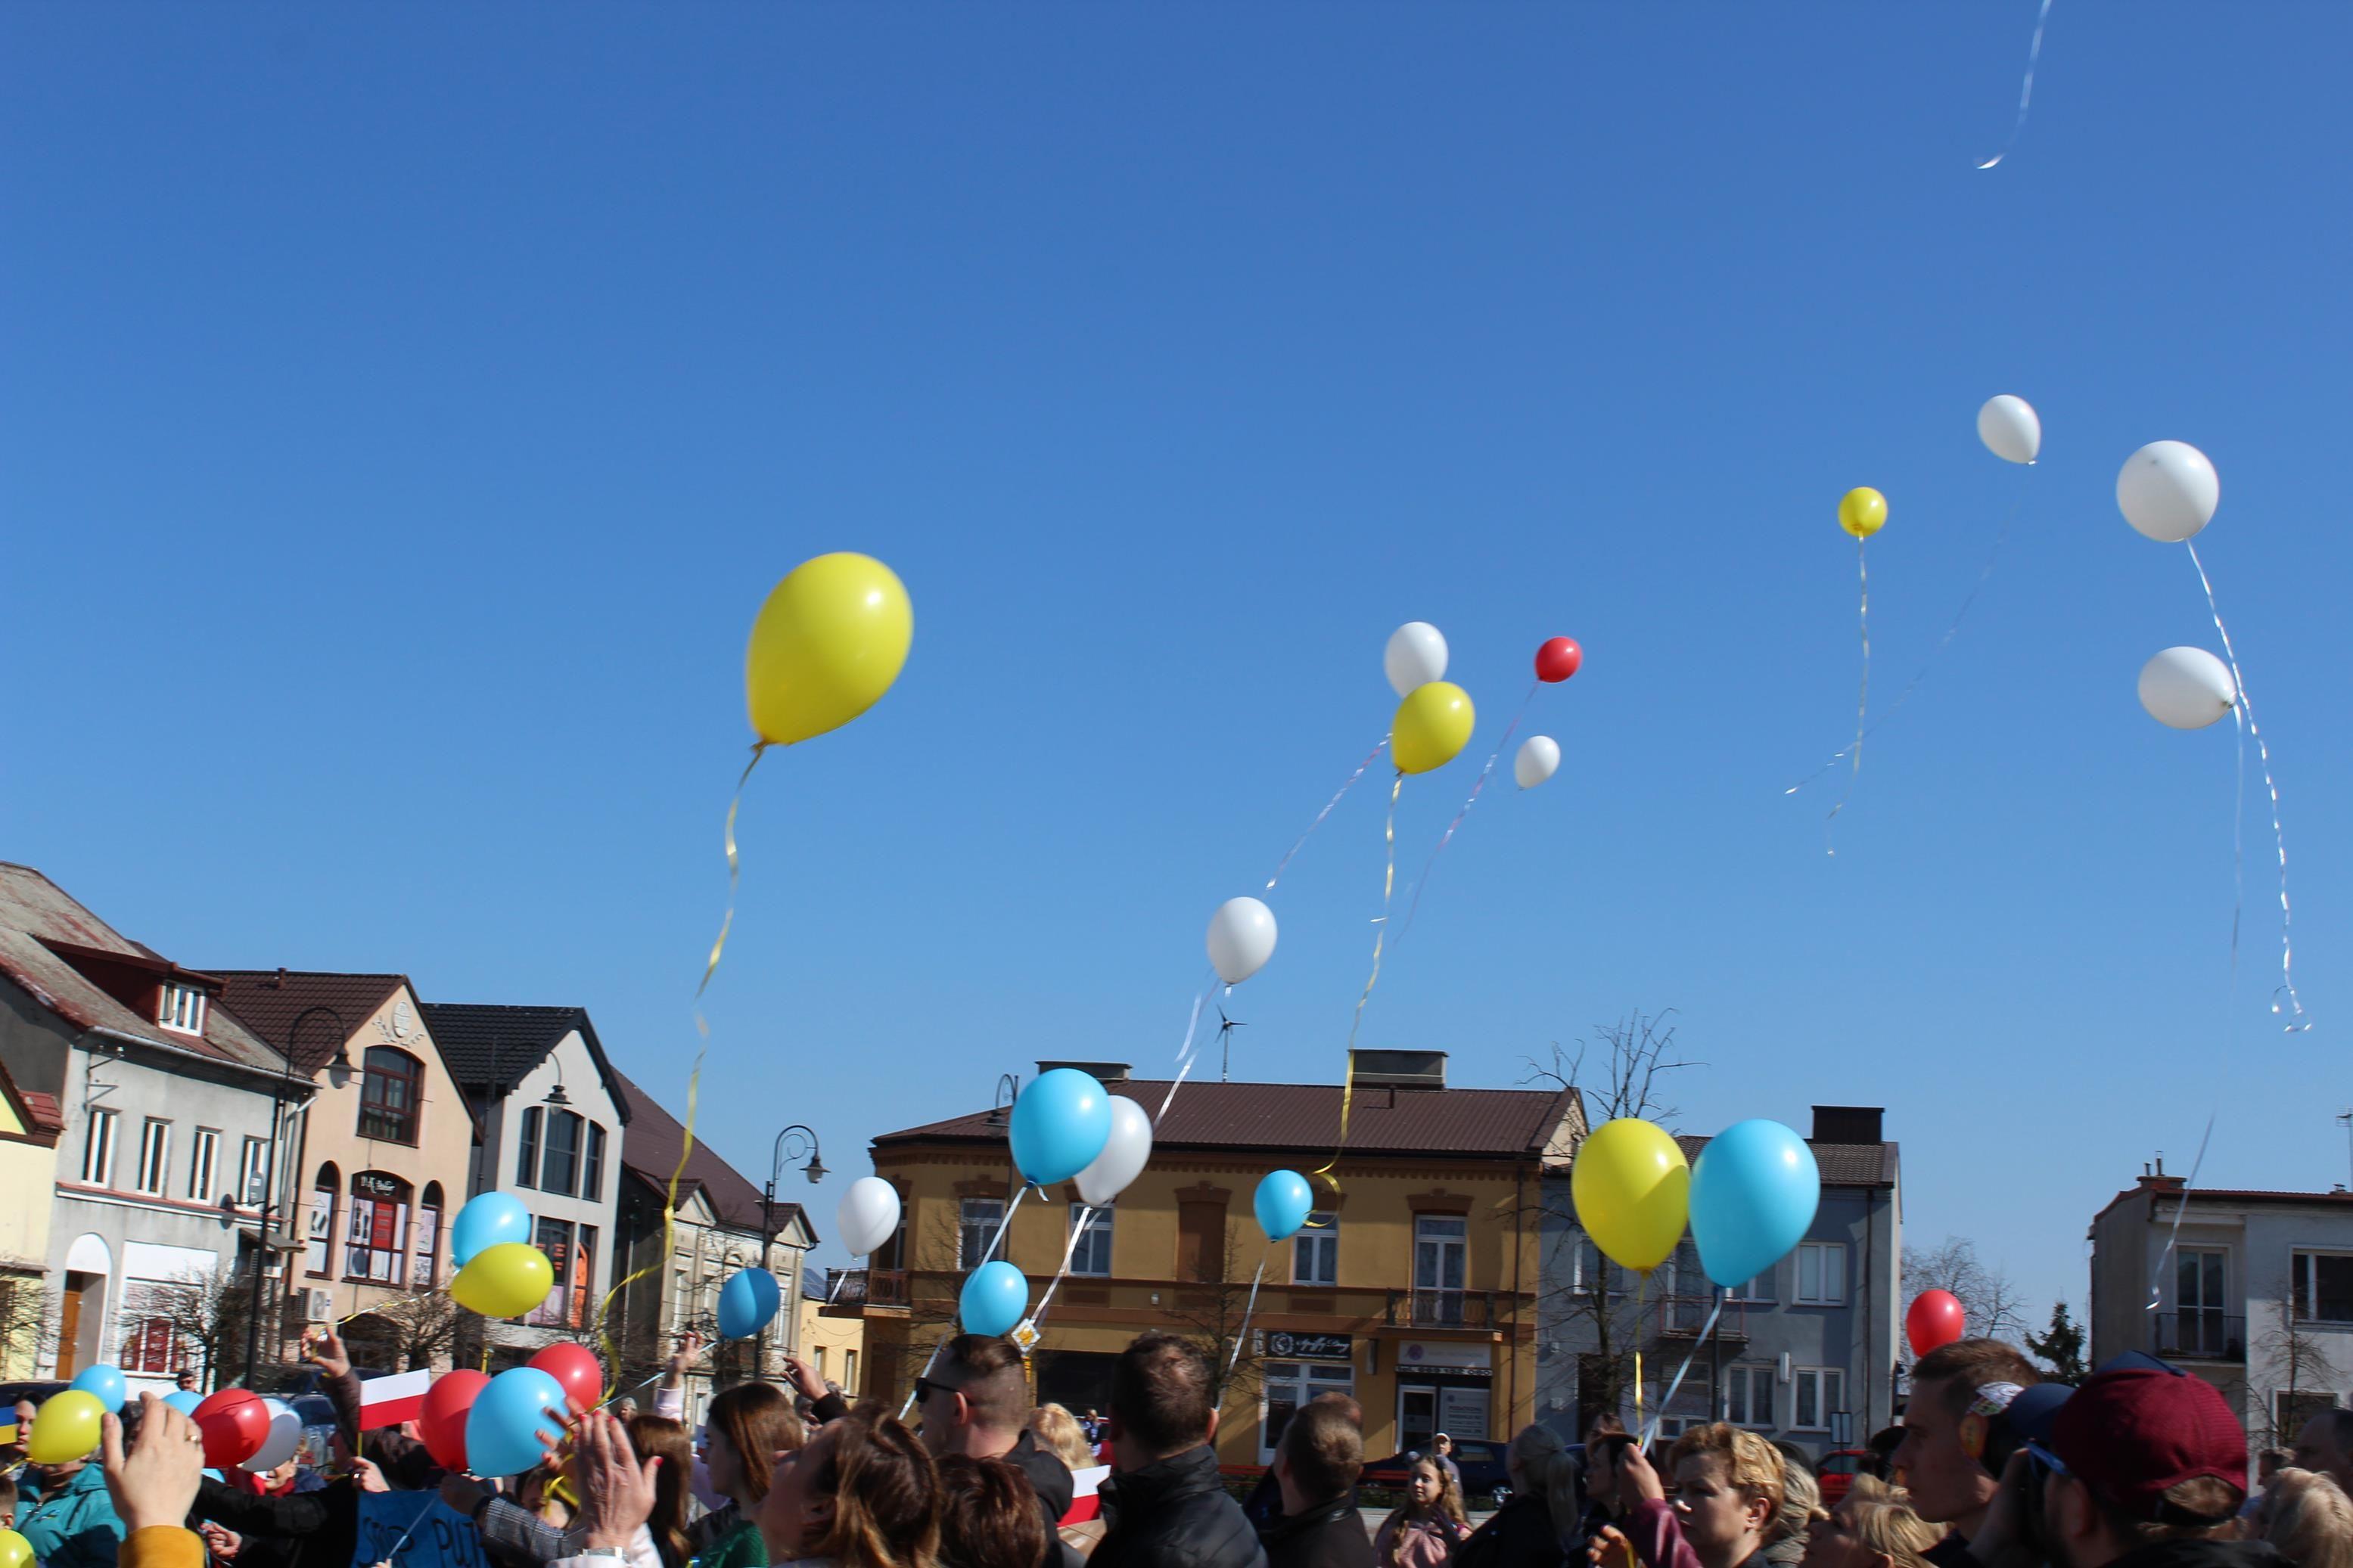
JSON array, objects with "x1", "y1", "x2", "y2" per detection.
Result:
[
  {"x1": 1569, "y1": 1117, "x2": 1691, "y2": 1273},
  {"x1": 745, "y1": 552, "x2": 914, "y2": 747},
  {"x1": 0, "y1": 1529, "x2": 33, "y2": 1568},
  {"x1": 1839, "y1": 487, "x2": 1887, "y2": 539},
  {"x1": 452, "y1": 1242, "x2": 556, "y2": 1319},
  {"x1": 1391, "y1": 682, "x2": 1475, "y2": 775},
  {"x1": 26, "y1": 1390, "x2": 104, "y2": 1464}
]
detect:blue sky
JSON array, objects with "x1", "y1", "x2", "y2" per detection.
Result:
[{"x1": 6, "y1": 3, "x2": 2348, "y2": 1336}]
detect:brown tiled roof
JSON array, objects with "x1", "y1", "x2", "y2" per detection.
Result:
[
  {"x1": 210, "y1": 971, "x2": 406, "y2": 1075},
  {"x1": 877, "y1": 1079, "x2": 1578, "y2": 1160},
  {"x1": 613, "y1": 1070, "x2": 808, "y2": 1240},
  {"x1": 0, "y1": 863, "x2": 286, "y2": 1075},
  {"x1": 1672, "y1": 1134, "x2": 1898, "y2": 1188},
  {"x1": 0, "y1": 1053, "x2": 63, "y2": 1144}
]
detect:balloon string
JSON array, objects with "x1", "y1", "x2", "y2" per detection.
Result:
[
  {"x1": 1823, "y1": 540, "x2": 1870, "y2": 855},
  {"x1": 1027, "y1": 1203, "x2": 1098, "y2": 1334},
  {"x1": 1631, "y1": 1271, "x2": 1647, "y2": 1438},
  {"x1": 1639, "y1": 1293, "x2": 1724, "y2": 1446},
  {"x1": 1395, "y1": 682, "x2": 1538, "y2": 945},
  {"x1": 594, "y1": 1048, "x2": 704, "y2": 1393},
  {"x1": 902, "y1": 1187, "x2": 1030, "y2": 1417},
  {"x1": 1266, "y1": 735, "x2": 1390, "y2": 893},
  {"x1": 1314, "y1": 772, "x2": 1402, "y2": 1200},
  {"x1": 698, "y1": 744, "x2": 770, "y2": 1035},
  {"x1": 1226, "y1": 1251, "x2": 1269, "y2": 1375},
  {"x1": 1976, "y1": 0, "x2": 2056, "y2": 170},
  {"x1": 2185, "y1": 542, "x2": 2308, "y2": 1030},
  {"x1": 2146, "y1": 1113, "x2": 2217, "y2": 1311},
  {"x1": 1155, "y1": 978, "x2": 1220, "y2": 1126},
  {"x1": 1789, "y1": 496, "x2": 2016, "y2": 799}
]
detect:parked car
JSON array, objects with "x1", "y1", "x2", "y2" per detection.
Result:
[
  {"x1": 1814, "y1": 1449, "x2": 1873, "y2": 1507},
  {"x1": 1362, "y1": 1437, "x2": 1518, "y2": 1507}
]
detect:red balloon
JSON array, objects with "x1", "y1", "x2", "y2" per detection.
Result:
[
  {"x1": 1535, "y1": 637, "x2": 1583, "y2": 684},
  {"x1": 192, "y1": 1388, "x2": 269, "y2": 1470},
  {"x1": 528, "y1": 1343, "x2": 605, "y2": 1415},
  {"x1": 1906, "y1": 1289, "x2": 1967, "y2": 1357},
  {"x1": 419, "y1": 1370, "x2": 490, "y2": 1473}
]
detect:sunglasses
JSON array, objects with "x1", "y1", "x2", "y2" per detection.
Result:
[{"x1": 914, "y1": 1377, "x2": 954, "y2": 1406}]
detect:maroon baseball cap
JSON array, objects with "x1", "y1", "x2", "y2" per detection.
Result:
[{"x1": 2049, "y1": 1355, "x2": 2248, "y2": 1520}]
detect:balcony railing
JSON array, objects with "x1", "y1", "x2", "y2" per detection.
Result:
[
  {"x1": 1384, "y1": 1289, "x2": 1499, "y2": 1329},
  {"x1": 2153, "y1": 1311, "x2": 2246, "y2": 1362},
  {"x1": 823, "y1": 1268, "x2": 909, "y2": 1311}
]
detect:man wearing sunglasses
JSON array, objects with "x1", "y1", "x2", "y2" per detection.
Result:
[{"x1": 914, "y1": 1334, "x2": 1077, "y2": 1560}]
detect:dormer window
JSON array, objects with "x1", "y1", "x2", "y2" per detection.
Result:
[{"x1": 159, "y1": 983, "x2": 207, "y2": 1036}]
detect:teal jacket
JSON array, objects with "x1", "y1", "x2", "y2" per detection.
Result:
[{"x1": 19, "y1": 1462, "x2": 127, "y2": 1568}]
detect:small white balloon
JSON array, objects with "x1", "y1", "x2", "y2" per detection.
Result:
[
  {"x1": 835, "y1": 1176, "x2": 903, "y2": 1256},
  {"x1": 250, "y1": 1399, "x2": 303, "y2": 1472},
  {"x1": 1205, "y1": 896, "x2": 1278, "y2": 986},
  {"x1": 2118, "y1": 441, "x2": 2219, "y2": 542},
  {"x1": 1514, "y1": 735, "x2": 1561, "y2": 789},
  {"x1": 1977, "y1": 395, "x2": 2041, "y2": 464},
  {"x1": 1075, "y1": 1095, "x2": 1155, "y2": 1206},
  {"x1": 1384, "y1": 622, "x2": 1448, "y2": 697},
  {"x1": 2139, "y1": 647, "x2": 2236, "y2": 730}
]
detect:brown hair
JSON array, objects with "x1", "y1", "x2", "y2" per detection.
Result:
[
  {"x1": 804, "y1": 1404, "x2": 942, "y2": 1568},
  {"x1": 1112, "y1": 1334, "x2": 1214, "y2": 1458},
  {"x1": 938, "y1": 1335, "x2": 1032, "y2": 1430},
  {"x1": 1030, "y1": 1404, "x2": 1096, "y2": 1473},
  {"x1": 1508, "y1": 1424, "x2": 1583, "y2": 1540},
  {"x1": 2260, "y1": 1469, "x2": 2353, "y2": 1568},
  {"x1": 1667, "y1": 1424, "x2": 1788, "y2": 1520},
  {"x1": 937, "y1": 1454, "x2": 1049, "y2": 1568},
  {"x1": 708, "y1": 1382, "x2": 804, "y2": 1501},
  {"x1": 1908, "y1": 1340, "x2": 2041, "y2": 1417},
  {"x1": 1834, "y1": 1493, "x2": 1942, "y2": 1568},
  {"x1": 1279, "y1": 1400, "x2": 1363, "y2": 1503},
  {"x1": 628, "y1": 1414, "x2": 695, "y2": 1568}
]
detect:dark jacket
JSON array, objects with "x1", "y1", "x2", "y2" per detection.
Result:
[
  {"x1": 2106, "y1": 1541, "x2": 2289, "y2": 1568},
  {"x1": 1259, "y1": 1495, "x2": 1375, "y2": 1568},
  {"x1": 189, "y1": 1474, "x2": 360, "y2": 1568},
  {"x1": 1002, "y1": 1430, "x2": 1084, "y2": 1568},
  {"x1": 1454, "y1": 1495, "x2": 1563, "y2": 1568},
  {"x1": 1094, "y1": 1445, "x2": 1267, "y2": 1568}
]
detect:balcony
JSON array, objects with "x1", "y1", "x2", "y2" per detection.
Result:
[
  {"x1": 822, "y1": 1268, "x2": 909, "y2": 1315},
  {"x1": 1384, "y1": 1289, "x2": 1501, "y2": 1330},
  {"x1": 2153, "y1": 1311, "x2": 2246, "y2": 1362},
  {"x1": 1655, "y1": 1295, "x2": 1748, "y2": 1343}
]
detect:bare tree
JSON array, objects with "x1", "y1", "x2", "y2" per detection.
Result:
[
  {"x1": 1901, "y1": 1236, "x2": 2028, "y2": 1345},
  {"x1": 2253, "y1": 1279, "x2": 2340, "y2": 1448},
  {"x1": 0, "y1": 1269, "x2": 61, "y2": 1377},
  {"x1": 343, "y1": 1284, "x2": 470, "y2": 1371},
  {"x1": 1163, "y1": 1228, "x2": 1268, "y2": 1412},
  {"x1": 126, "y1": 1269, "x2": 255, "y2": 1389}
]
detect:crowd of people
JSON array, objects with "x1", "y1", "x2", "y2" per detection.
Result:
[{"x1": 10, "y1": 1330, "x2": 2353, "y2": 1568}]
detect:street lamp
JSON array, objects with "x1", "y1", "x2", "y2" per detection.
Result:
[
  {"x1": 757, "y1": 1125, "x2": 825, "y2": 1380},
  {"x1": 245, "y1": 1004, "x2": 346, "y2": 1386}
]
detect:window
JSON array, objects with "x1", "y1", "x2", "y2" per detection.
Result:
[
  {"x1": 540, "y1": 1110, "x2": 582, "y2": 1197},
  {"x1": 844, "y1": 1349, "x2": 859, "y2": 1394},
  {"x1": 570, "y1": 1225, "x2": 597, "y2": 1330},
  {"x1": 1293, "y1": 1213, "x2": 1338, "y2": 1286},
  {"x1": 1795, "y1": 1243, "x2": 1848, "y2": 1306},
  {"x1": 960, "y1": 1199, "x2": 1006, "y2": 1271},
  {"x1": 1730, "y1": 1267, "x2": 1774, "y2": 1303},
  {"x1": 414, "y1": 1184, "x2": 444, "y2": 1287},
  {"x1": 813, "y1": 1346, "x2": 827, "y2": 1380},
  {"x1": 529, "y1": 1218, "x2": 574, "y2": 1325},
  {"x1": 583, "y1": 1123, "x2": 607, "y2": 1203},
  {"x1": 82, "y1": 1107, "x2": 117, "y2": 1185},
  {"x1": 306, "y1": 1168, "x2": 340, "y2": 1278},
  {"x1": 1725, "y1": 1365, "x2": 1771, "y2": 1428},
  {"x1": 357, "y1": 1048, "x2": 423, "y2": 1144},
  {"x1": 516, "y1": 1106, "x2": 542, "y2": 1188},
  {"x1": 1414, "y1": 1216, "x2": 1468, "y2": 1325},
  {"x1": 1069, "y1": 1206, "x2": 1113, "y2": 1278},
  {"x1": 1793, "y1": 1368, "x2": 1845, "y2": 1431},
  {"x1": 120, "y1": 1309, "x2": 189, "y2": 1376},
  {"x1": 1261, "y1": 1360, "x2": 1355, "y2": 1461},
  {"x1": 157, "y1": 983, "x2": 207, "y2": 1036},
  {"x1": 189, "y1": 1129, "x2": 220, "y2": 1203},
  {"x1": 136, "y1": 1118, "x2": 171, "y2": 1195},
  {"x1": 1176, "y1": 1199, "x2": 1225, "y2": 1282},
  {"x1": 1568, "y1": 1234, "x2": 1624, "y2": 1297},
  {"x1": 346, "y1": 1172, "x2": 412, "y2": 1284},
  {"x1": 2293, "y1": 1252, "x2": 2353, "y2": 1324},
  {"x1": 240, "y1": 1137, "x2": 270, "y2": 1204}
]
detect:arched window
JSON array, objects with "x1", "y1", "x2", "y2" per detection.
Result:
[
  {"x1": 347, "y1": 1171, "x2": 413, "y2": 1284},
  {"x1": 415, "y1": 1181, "x2": 446, "y2": 1287},
  {"x1": 358, "y1": 1048, "x2": 423, "y2": 1144},
  {"x1": 306, "y1": 1163, "x2": 341, "y2": 1278}
]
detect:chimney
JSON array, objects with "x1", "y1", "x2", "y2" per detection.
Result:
[
  {"x1": 1036, "y1": 1061, "x2": 1131, "y2": 1084},
  {"x1": 1811, "y1": 1106, "x2": 1883, "y2": 1145},
  {"x1": 274, "y1": 967, "x2": 288, "y2": 988},
  {"x1": 1352, "y1": 1050, "x2": 1447, "y2": 1091}
]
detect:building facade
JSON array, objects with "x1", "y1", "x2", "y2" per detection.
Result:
[
  {"x1": 801, "y1": 1275, "x2": 866, "y2": 1402},
  {"x1": 213, "y1": 971, "x2": 479, "y2": 1372},
  {"x1": 1536, "y1": 1105, "x2": 1901, "y2": 1461},
  {"x1": 420, "y1": 1003, "x2": 629, "y2": 1368},
  {"x1": 836, "y1": 1052, "x2": 1581, "y2": 1468},
  {"x1": 2089, "y1": 1166, "x2": 2353, "y2": 1453},
  {"x1": 0, "y1": 1054, "x2": 65, "y2": 1377}
]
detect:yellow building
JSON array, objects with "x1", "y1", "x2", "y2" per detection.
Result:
[
  {"x1": 0, "y1": 1055, "x2": 63, "y2": 1378},
  {"x1": 835, "y1": 1051, "x2": 1581, "y2": 1468},
  {"x1": 798, "y1": 1278, "x2": 867, "y2": 1399}
]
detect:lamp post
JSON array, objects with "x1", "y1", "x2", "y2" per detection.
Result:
[
  {"x1": 757, "y1": 1125, "x2": 826, "y2": 1381},
  {"x1": 244, "y1": 1004, "x2": 350, "y2": 1386}
]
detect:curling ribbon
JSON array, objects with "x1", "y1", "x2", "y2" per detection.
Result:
[
  {"x1": 1226, "y1": 1250, "x2": 1270, "y2": 1375},
  {"x1": 697, "y1": 744, "x2": 769, "y2": 1034},
  {"x1": 1631, "y1": 1270, "x2": 1648, "y2": 1438},
  {"x1": 1313, "y1": 773, "x2": 1403, "y2": 1200},
  {"x1": 1026, "y1": 1203, "x2": 1099, "y2": 1334},
  {"x1": 596, "y1": 1048, "x2": 705, "y2": 1377},
  {"x1": 1267, "y1": 736, "x2": 1390, "y2": 893},
  {"x1": 1823, "y1": 538, "x2": 1871, "y2": 854},
  {"x1": 1639, "y1": 1292, "x2": 1726, "y2": 1445},
  {"x1": 1395, "y1": 682, "x2": 1538, "y2": 945},
  {"x1": 2146, "y1": 1114, "x2": 2216, "y2": 1310},
  {"x1": 1977, "y1": 0, "x2": 2056, "y2": 171}
]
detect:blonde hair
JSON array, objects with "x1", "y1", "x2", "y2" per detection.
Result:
[
  {"x1": 1507, "y1": 1424, "x2": 1582, "y2": 1539},
  {"x1": 1770, "y1": 1459, "x2": 1828, "y2": 1545},
  {"x1": 1030, "y1": 1404, "x2": 1096, "y2": 1474},
  {"x1": 1375, "y1": 1454, "x2": 1469, "y2": 1565},
  {"x1": 1832, "y1": 1495, "x2": 1943, "y2": 1568},
  {"x1": 1667, "y1": 1424, "x2": 1788, "y2": 1520},
  {"x1": 2261, "y1": 1469, "x2": 2353, "y2": 1568}
]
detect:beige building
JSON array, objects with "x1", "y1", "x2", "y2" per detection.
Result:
[
  {"x1": 215, "y1": 970, "x2": 479, "y2": 1371},
  {"x1": 0, "y1": 1055, "x2": 63, "y2": 1377},
  {"x1": 800, "y1": 1275, "x2": 866, "y2": 1399}
]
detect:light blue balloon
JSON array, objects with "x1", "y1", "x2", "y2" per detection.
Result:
[
  {"x1": 70, "y1": 1365, "x2": 127, "y2": 1411},
  {"x1": 1689, "y1": 1119, "x2": 1820, "y2": 1288},
  {"x1": 464, "y1": 1367, "x2": 569, "y2": 1477},
  {"x1": 1254, "y1": 1170, "x2": 1314, "y2": 1243},
  {"x1": 451, "y1": 1191, "x2": 533, "y2": 1269},
  {"x1": 1009, "y1": 1069, "x2": 1113, "y2": 1187},
  {"x1": 163, "y1": 1391, "x2": 205, "y2": 1417},
  {"x1": 716, "y1": 1267, "x2": 782, "y2": 1340},
  {"x1": 959, "y1": 1261, "x2": 1029, "y2": 1339},
  {"x1": 203, "y1": 1469, "x2": 224, "y2": 1482}
]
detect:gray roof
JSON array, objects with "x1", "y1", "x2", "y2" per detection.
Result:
[{"x1": 418, "y1": 1001, "x2": 631, "y2": 1123}]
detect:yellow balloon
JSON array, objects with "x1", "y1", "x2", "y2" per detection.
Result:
[
  {"x1": 1839, "y1": 487, "x2": 1887, "y2": 539},
  {"x1": 744, "y1": 553, "x2": 913, "y2": 747},
  {"x1": 26, "y1": 1390, "x2": 104, "y2": 1464},
  {"x1": 452, "y1": 1243, "x2": 556, "y2": 1320},
  {"x1": 1569, "y1": 1117, "x2": 1691, "y2": 1274},
  {"x1": 1391, "y1": 682, "x2": 1475, "y2": 775},
  {"x1": 0, "y1": 1529, "x2": 32, "y2": 1568}
]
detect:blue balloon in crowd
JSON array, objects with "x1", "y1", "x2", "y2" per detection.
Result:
[
  {"x1": 69, "y1": 1365, "x2": 127, "y2": 1411},
  {"x1": 1689, "y1": 1119, "x2": 1820, "y2": 1288},
  {"x1": 451, "y1": 1192, "x2": 533, "y2": 1268},
  {"x1": 959, "y1": 1261, "x2": 1029, "y2": 1339},
  {"x1": 1009, "y1": 1070, "x2": 1113, "y2": 1187},
  {"x1": 1254, "y1": 1170, "x2": 1314, "y2": 1243},
  {"x1": 203, "y1": 1470, "x2": 223, "y2": 1482},
  {"x1": 163, "y1": 1391, "x2": 205, "y2": 1417},
  {"x1": 716, "y1": 1267, "x2": 782, "y2": 1340},
  {"x1": 464, "y1": 1367, "x2": 569, "y2": 1478}
]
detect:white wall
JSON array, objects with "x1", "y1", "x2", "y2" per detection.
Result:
[{"x1": 474, "y1": 1031, "x2": 623, "y2": 1311}]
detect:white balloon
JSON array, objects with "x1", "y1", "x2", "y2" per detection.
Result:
[
  {"x1": 1514, "y1": 735, "x2": 1560, "y2": 789},
  {"x1": 2118, "y1": 441, "x2": 2218, "y2": 542},
  {"x1": 1977, "y1": 395, "x2": 2041, "y2": 464},
  {"x1": 250, "y1": 1398, "x2": 303, "y2": 1472},
  {"x1": 1384, "y1": 622, "x2": 1448, "y2": 697},
  {"x1": 1075, "y1": 1095, "x2": 1155, "y2": 1206},
  {"x1": 2138, "y1": 647, "x2": 2236, "y2": 731},
  {"x1": 1205, "y1": 896, "x2": 1278, "y2": 986},
  {"x1": 835, "y1": 1176, "x2": 903, "y2": 1256}
]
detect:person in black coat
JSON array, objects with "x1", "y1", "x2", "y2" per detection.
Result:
[
  {"x1": 897, "y1": 1335, "x2": 1079, "y2": 1558},
  {"x1": 1093, "y1": 1335, "x2": 1266, "y2": 1568},
  {"x1": 1255, "y1": 1402, "x2": 1371, "y2": 1568}
]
